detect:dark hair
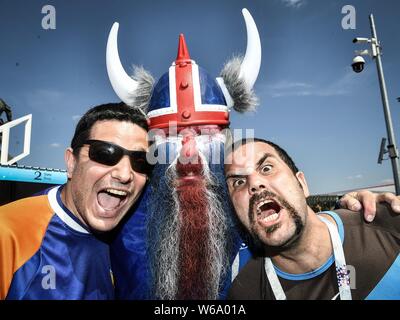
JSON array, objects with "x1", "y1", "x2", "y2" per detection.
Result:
[
  {"x1": 229, "y1": 138, "x2": 299, "y2": 175},
  {"x1": 70, "y1": 102, "x2": 148, "y2": 156}
]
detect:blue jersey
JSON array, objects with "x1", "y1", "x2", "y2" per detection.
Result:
[{"x1": 0, "y1": 186, "x2": 114, "y2": 300}]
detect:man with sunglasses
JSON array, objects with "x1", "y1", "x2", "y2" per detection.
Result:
[{"x1": 0, "y1": 102, "x2": 151, "y2": 299}]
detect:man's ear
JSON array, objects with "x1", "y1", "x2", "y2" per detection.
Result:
[
  {"x1": 65, "y1": 148, "x2": 76, "y2": 179},
  {"x1": 296, "y1": 171, "x2": 310, "y2": 198}
]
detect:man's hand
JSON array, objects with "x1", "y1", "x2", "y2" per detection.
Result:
[{"x1": 339, "y1": 190, "x2": 400, "y2": 222}]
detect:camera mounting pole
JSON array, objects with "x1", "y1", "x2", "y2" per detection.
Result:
[
  {"x1": 369, "y1": 14, "x2": 400, "y2": 194},
  {"x1": 353, "y1": 15, "x2": 400, "y2": 194}
]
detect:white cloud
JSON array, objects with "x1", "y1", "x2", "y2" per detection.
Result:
[
  {"x1": 264, "y1": 81, "x2": 314, "y2": 98},
  {"x1": 263, "y1": 68, "x2": 372, "y2": 98},
  {"x1": 268, "y1": 81, "x2": 313, "y2": 90},
  {"x1": 50, "y1": 143, "x2": 61, "y2": 148},
  {"x1": 316, "y1": 69, "x2": 359, "y2": 97},
  {"x1": 346, "y1": 174, "x2": 363, "y2": 180},
  {"x1": 281, "y1": 0, "x2": 306, "y2": 8},
  {"x1": 72, "y1": 115, "x2": 81, "y2": 122}
]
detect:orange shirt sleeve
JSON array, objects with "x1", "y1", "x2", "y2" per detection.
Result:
[{"x1": 0, "y1": 196, "x2": 53, "y2": 299}]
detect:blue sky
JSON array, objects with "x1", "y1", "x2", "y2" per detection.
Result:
[{"x1": 1, "y1": 0, "x2": 399, "y2": 194}]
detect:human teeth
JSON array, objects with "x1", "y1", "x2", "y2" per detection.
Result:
[
  {"x1": 262, "y1": 213, "x2": 279, "y2": 223},
  {"x1": 106, "y1": 189, "x2": 127, "y2": 196},
  {"x1": 257, "y1": 200, "x2": 273, "y2": 213}
]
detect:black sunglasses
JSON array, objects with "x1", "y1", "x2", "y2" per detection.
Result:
[{"x1": 80, "y1": 139, "x2": 153, "y2": 175}]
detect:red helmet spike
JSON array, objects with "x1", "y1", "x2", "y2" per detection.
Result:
[{"x1": 176, "y1": 34, "x2": 191, "y2": 63}]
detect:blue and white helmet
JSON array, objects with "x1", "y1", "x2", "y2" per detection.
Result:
[{"x1": 106, "y1": 8, "x2": 262, "y2": 129}]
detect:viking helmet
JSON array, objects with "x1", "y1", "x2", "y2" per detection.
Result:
[{"x1": 106, "y1": 8, "x2": 261, "y2": 129}]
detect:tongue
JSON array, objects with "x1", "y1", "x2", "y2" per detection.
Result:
[
  {"x1": 259, "y1": 209, "x2": 276, "y2": 219},
  {"x1": 98, "y1": 192, "x2": 121, "y2": 210}
]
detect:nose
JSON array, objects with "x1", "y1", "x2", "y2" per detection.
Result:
[
  {"x1": 110, "y1": 155, "x2": 134, "y2": 183},
  {"x1": 248, "y1": 174, "x2": 266, "y2": 195},
  {"x1": 179, "y1": 134, "x2": 199, "y2": 163}
]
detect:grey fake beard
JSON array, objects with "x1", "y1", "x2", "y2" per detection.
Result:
[{"x1": 152, "y1": 152, "x2": 230, "y2": 300}]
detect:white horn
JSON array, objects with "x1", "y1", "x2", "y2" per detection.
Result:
[
  {"x1": 106, "y1": 22, "x2": 138, "y2": 106},
  {"x1": 239, "y1": 8, "x2": 261, "y2": 90}
]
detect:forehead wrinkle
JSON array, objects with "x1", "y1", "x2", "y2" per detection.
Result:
[
  {"x1": 226, "y1": 165, "x2": 253, "y2": 178},
  {"x1": 227, "y1": 150, "x2": 277, "y2": 177}
]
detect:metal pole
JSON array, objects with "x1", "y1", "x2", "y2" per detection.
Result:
[{"x1": 369, "y1": 14, "x2": 400, "y2": 195}]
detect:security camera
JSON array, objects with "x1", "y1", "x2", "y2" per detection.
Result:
[
  {"x1": 353, "y1": 37, "x2": 370, "y2": 44},
  {"x1": 378, "y1": 137, "x2": 387, "y2": 164},
  {"x1": 352, "y1": 56, "x2": 365, "y2": 73}
]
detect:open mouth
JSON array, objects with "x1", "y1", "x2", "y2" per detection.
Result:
[
  {"x1": 97, "y1": 188, "x2": 129, "y2": 211},
  {"x1": 182, "y1": 171, "x2": 198, "y2": 178},
  {"x1": 175, "y1": 162, "x2": 204, "y2": 188},
  {"x1": 256, "y1": 199, "x2": 282, "y2": 225},
  {"x1": 176, "y1": 162, "x2": 203, "y2": 177}
]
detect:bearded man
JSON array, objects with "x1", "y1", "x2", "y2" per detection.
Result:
[{"x1": 106, "y1": 8, "x2": 261, "y2": 299}]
